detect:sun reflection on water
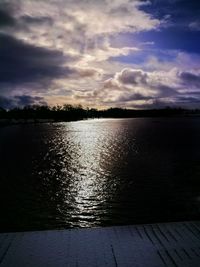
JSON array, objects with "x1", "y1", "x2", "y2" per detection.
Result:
[
  {"x1": 31, "y1": 119, "x2": 140, "y2": 228},
  {"x1": 51, "y1": 119, "x2": 131, "y2": 227}
]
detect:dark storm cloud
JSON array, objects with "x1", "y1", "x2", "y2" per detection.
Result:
[
  {"x1": 0, "y1": 95, "x2": 46, "y2": 109},
  {"x1": 176, "y1": 96, "x2": 200, "y2": 104},
  {"x1": 157, "y1": 84, "x2": 177, "y2": 97},
  {"x1": 117, "y1": 69, "x2": 148, "y2": 85},
  {"x1": 0, "y1": 9, "x2": 15, "y2": 27},
  {"x1": 117, "y1": 84, "x2": 177, "y2": 103},
  {"x1": 0, "y1": 96, "x2": 13, "y2": 109},
  {"x1": 127, "y1": 99, "x2": 171, "y2": 109},
  {"x1": 15, "y1": 95, "x2": 47, "y2": 106},
  {"x1": 20, "y1": 15, "x2": 54, "y2": 26},
  {"x1": 118, "y1": 93, "x2": 152, "y2": 102},
  {"x1": 0, "y1": 33, "x2": 74, "y2": 86},
  {"x1": 185, "y1": 91, "x2": 200, "y2": 96},
  {"x1": 179, "y1": 71, "x2": 200, "y2": 88},
  {"x1": 113, "y1": 68, "x2": 177, "y2": 93}
]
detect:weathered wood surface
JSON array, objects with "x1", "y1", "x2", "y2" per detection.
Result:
[{"x1": 0, "y1": 221, "x2": 200, "y2": 267}]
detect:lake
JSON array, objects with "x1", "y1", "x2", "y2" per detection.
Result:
[{"x1": 0, "y1": 118, "x2": 200, "y2": 232}]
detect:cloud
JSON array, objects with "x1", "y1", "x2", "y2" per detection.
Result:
[
  {"x1": 14, "y1": 95, "x2": 47, "y2": 106},
  {"x1": 176, "y1": 96, "x2": 200, "y2": 103},
  {"x1": 0, "y1": 9, "x2": 15, "y2": 27},
  {"x1": 0, "y1": 0, "x2": 160, "y2": 107},
  {"x1": 117, "y1": 93, "x2": 152, "y2": 102},
  {"x1": 0, "y1": 96, "x2": 14, "y2": 109},
  {"x1": 0, "y1": 95, "x2": 46, "y2": 109},
  {"x1": 39, "y1": 63, "x2": 200, "y2": 109},
  {"x1": 102, "y1": 68, "x2": 150, "y2": 92},
  {"x1": 0, "y1": 33, "x2": 76, "y2": 87},
  {"x1": 189, "y1": 21, "x2": 200, "y2": 31},
  {"x1": 0, "y1": 0, "x2": 199, "y2": 109},
  {"x1": 125, "y1": 99, "x2": 172, "y2": 109},
  {"x1": 104, "y1": 68, "x2": 177, "y2": 91},
  {"x1": 80, "y1": 43, "x2": 139, "y2": 64},
  {"x1": 115, "y1": 68, "x2": 148, "y2": 85},
  {"x1": 20, "y1": 15, "x2": 54, "y2": 26},
  {"x1": 17, "y1": 0, "x2": 160, "y2": 36},
  {"x1": 94, "y1": 68, "x2": 181, "y2": 107},
  {"x1": 74, "y1": 67, "x2": 103, "y2": 79},
  {"x1": 179, "y1": 71, "x2": 200, "y2": 88},
  {"x1": 97, "y1": 67, "x2": 200, "y2": 108},
  {"x1": 5, "y1": 0, "x2": 161, "y2": 57}
]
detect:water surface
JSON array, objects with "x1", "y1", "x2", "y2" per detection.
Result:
[{"x1": 0, "y1": 118, "x2": 200, "y2": 232}]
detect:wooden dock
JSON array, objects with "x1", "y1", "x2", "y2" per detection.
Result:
[{"x1": 0, "y1": 221, "x2": 200, "y2": 267}]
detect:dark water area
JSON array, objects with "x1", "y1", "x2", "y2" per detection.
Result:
[{"x1": 0, "y1": 118, "x2": 200, "y2": 232}]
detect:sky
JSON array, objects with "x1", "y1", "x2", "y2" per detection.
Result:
[{"x1": 0, "y1": 0, "x2": 200, "y2": 109}]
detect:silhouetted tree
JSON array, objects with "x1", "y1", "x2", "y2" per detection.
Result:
[{"x1": 0, "y1": 104, "x2": 199, "y2": 124}]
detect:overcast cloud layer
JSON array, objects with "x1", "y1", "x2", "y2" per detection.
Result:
[{"x1": 0, "y1": 0, "x2": 200, "y2": 109}]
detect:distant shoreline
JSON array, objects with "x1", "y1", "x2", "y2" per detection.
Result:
[
  {"x1": 1, "y1": 105, "x2": 200, "y2": 126},
  {"x1": 1, "y1": 114, "x2": 200, "y2": 126}
]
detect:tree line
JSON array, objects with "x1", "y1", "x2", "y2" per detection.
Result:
[{"x1": 0, "y1": 104, "x2": 200, "y2": 122}]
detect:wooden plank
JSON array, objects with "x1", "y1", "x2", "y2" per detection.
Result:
[{"x1": 0, "y1": 221, "x2": 200, "y2": 267}]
